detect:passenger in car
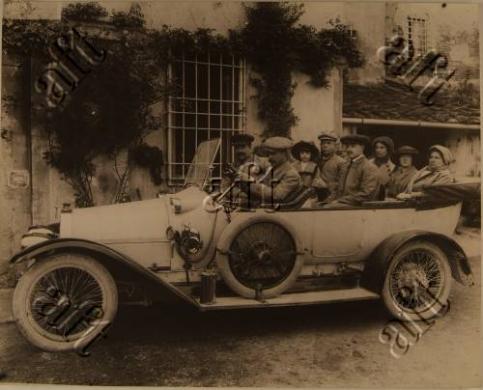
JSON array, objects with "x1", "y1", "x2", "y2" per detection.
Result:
[
  {"x1": 241, "y1": 137, "x2": 302, "y2": 205},
  {"x1": 230, "y1": 133, "x2": 271, "y2": 178},
  {"x1": 221, "y1": 133, "x2": 271, "y2": 197},
  {"x1": 291, "y1": 140, "x2": 320, "y2": 188},
  {"x1": 324, "y1": 134, "x2": 379, "y2": 207},
  {"x1": 369, "y1": 136, "x2": 396, "y2": 200},
  {"x1": 316, "y1": 131, "x2": 345, "y2": 201},
  {"x1": 387, "y1": 145, "x2": 419, "y2": 197},
  {"x1": 397, "y1": 145, "x2": 455, "y2": 200}
]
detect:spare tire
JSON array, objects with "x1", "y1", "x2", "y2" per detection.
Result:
[{"x1": 216, "y1": 219, "x2": 303, "y2": 299}]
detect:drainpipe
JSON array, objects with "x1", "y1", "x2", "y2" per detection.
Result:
[{"x1": 343, "y1": 117, "x2": 481, "y2": 131}]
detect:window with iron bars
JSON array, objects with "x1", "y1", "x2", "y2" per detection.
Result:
[
  {"x1": 407, "y1": 16, "x2": 429, "y2": 58},
  {"x1": 167, "y1": 52, "x2": 246, "y2": 186}
]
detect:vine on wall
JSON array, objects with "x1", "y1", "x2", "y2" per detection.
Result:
[
  {"x1": 2, "y1": 2, "x2": 363, "y2": 206},
  {"x1": 237, "y1": 3, "x2": 363, "y2": 137},
  {"x1": 61, "y1": 2, "x2": 108, "y2": 22}
]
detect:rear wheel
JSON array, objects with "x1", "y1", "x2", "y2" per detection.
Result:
[
  {"x1": 217, "y1": 221, "x2": 303, "y2": 298},
  {"x1": 382, "y1": 241, "x2": 452, "y2": 321},
  {"x1": 13, "y1": 252, "x2": 118, "y2": 352}
]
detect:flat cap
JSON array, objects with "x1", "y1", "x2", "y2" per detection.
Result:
[
  {"x1": 317, "y1": 131, "x2": 338, "y2": 142},
  {"x1": 397, "y1": 145, "x2": 419, "y2": 156},
  {"x1": 340, "y1": 134, "x2": 370, "y2": 146},
  {"x1": 262, "y1": 136, "x2": 293, "y2": 150},
  {"x1": 232, "y1": 133, "x2": 254, "y2": 146}
]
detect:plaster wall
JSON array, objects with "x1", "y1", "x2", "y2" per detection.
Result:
[
  {"x1": 1, "y1": 1, "x2": 343, "y2": 261},
  {"x1": 0, "y1": 57, "x2": 31, "y2": 261}
]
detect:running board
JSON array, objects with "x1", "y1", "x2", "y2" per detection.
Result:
[{"x1": 196, "y1": 287, "x2": 380, "y2": 311}]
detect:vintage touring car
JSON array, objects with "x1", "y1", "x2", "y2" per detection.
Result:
[{"x1": 9, "y1": 139, "x2": 475, "y2": 352}]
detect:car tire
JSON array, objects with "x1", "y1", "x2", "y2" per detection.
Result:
[
  {"x1": 216, "y1": 220, "x2": 303, "y2": 299},
  {"x1": 382, "y1": 240, "x2": 452, "y2": 321},
  {"x1": 13, "y1": 252, "x2": 118, "y2": 352}
]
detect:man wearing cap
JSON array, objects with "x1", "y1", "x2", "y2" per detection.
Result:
[
  {"x1": 221, "y1": 133, "x2": 270, "y2": 192},
  {"x1": 316, "y1": 131, "x2": 345, "y2": 201},
  {"x1": 242, "y1": 136, "x2": 302, "y2": 205},
  {"x1": 325, "y1": 134, "x2": 379, "y2": 207}
]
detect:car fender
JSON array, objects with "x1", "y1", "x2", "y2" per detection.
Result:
[
  {"x1": 360, "y1": 230, "x2": 473, "y2": 294},
  {"x1": 9, "y1": 238, "x2": 194, "y2": 305}
]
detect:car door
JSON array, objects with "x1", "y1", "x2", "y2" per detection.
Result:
[{"x1": 310, "y1": 208, "x2": 365, "y2": 259}]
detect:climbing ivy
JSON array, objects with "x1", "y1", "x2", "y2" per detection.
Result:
[
  {"x1": 61, "y1": 2, "x2": 108, "y2": 22},
  {"x1": 112, "y1": 3, "x2": 145, "y2": 29},
  {"x1": 2, "y1": 1, "x2": 363, "y2": 206},
  {"x1": 236, "y1": 3, "x2": 363, "y2": 137}
]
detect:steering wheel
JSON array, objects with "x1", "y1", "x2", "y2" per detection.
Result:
[{"x1": 206, "y1": 185, "x2": 240, "y2": 212}]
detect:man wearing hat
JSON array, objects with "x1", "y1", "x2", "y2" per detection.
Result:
[
  {"x1": 221, "y1": 133, "x2": 270, "y2": 192},
  {"x1": 325, "y1": 134, "x2": 379, "y2": 207},
  {"x1": 317, "y1": 131, "x2": 345, "y2": 201},
  {"x1": 387, "y1": 145, "x2": 419, "y2": 197},
  {"x1": 242, "y1": 136, "x2": 302, "y2": 204}
]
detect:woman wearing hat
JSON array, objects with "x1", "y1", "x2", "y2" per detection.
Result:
[
  {"x1": 369, "y1": 136, "x2": 396, "y2": 200},
  {"x1": 291, "y1": 140, "x2": 320, "y2": 188},
  {"x1": 387, "y1": 145, "x2": 419, "y2": 197},
  {"x1": 397, "y1": 145, "x2": 455, "y2": 200}
]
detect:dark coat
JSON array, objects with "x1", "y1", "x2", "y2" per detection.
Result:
[
  {"x1": 387, "y1": 166, "x2": 418, "y2": 197},
  {"x1": 369, "y1": 158, "x2": 396, "y2": 186},
  {"x1": 331, "y1": 155, "x2": 379, "y2": 205},
  {"x1": 369, "y1": 158, "x2": 396, "y2": 200}
]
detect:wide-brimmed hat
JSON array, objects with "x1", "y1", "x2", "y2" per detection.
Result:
[
  {"x1": 397, "y1": 145, "x2": 419, "y2": 156},
  {"x1": 291, "y1": 141, "x2": 320, "y2": 161},
  {"x1": 340, "y1": 134, "x2": 370, "y2": 146},
  {"x1": 317, "y1": 131, "x2": 338, "y2": 142},
  {"x1": 429, "y1": 144, "x2": 455, "y2": 165},
  {"x1": 232, "y1": 133, "x2": 254, "y2": 146},
  {"x1": 372, "y1": 136, "x2": 395, "y2": 154}
]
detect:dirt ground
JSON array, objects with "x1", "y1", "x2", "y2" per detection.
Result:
[{"x1": 0, "y1": 233, "x2": 480, "y2": 388}]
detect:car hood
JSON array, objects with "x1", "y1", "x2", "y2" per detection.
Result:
[
  {"x1": 59, "y1": 186, "x2": 210, "y2": 245},
  {"x1": 60, "y1": 197, "x2": 170, "y2": 244}
]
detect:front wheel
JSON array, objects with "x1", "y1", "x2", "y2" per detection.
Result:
[
  {"x1": 12, "y1": 252, "x2": 118, "y2": 352},
  {"x1": 382, "y1": 241, "x2": 452, "y2": 321}
]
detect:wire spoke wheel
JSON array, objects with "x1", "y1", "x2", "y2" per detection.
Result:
[
  {"x1": 390, "y1": 250, "x2": 443, "y2": 312},
  {"x1": 382, "y1": 241, "x2": 452, "y2": 321},
  {"x1": 29, "y1": 267, "x2": 104, "y2": 339},
  {"x1": 13, "y1": 253, "x2": 118, "y2": 352},
  {"x1": 228, "y1": 222, "x2": 297, "y2": 290}
]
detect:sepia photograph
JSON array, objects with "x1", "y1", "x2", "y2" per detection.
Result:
[{"x1": 0, "y1": 0, "x2": 481, "y2": 388}]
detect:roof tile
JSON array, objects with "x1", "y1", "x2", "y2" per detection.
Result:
[{"x1": 343, "y1": 82, "x2": 480, "y2": 125}]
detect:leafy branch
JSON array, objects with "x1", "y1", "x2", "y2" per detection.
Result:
[{"x1": 3, "y1": 1, "x2": 364, "y2": 206}]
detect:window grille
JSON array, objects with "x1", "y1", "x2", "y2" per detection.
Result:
[
  {"x1": 407, "y1": 16, "x2": 429, "y2": 57},
  {"x1": 167, "y1": 53, "x2": 246, "y2": 186}
]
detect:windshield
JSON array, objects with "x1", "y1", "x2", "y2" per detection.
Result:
[{"x1": 184, "y1": 138, "x2": 221, "y2": 189}]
